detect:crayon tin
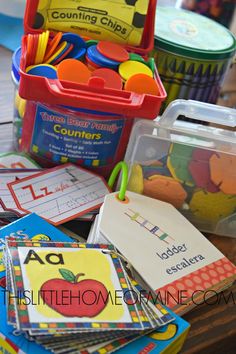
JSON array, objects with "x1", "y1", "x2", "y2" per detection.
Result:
[
  {"x1": 124, "y1": 99, "x2": 236, "y2": 237},
  {"x1": 153, "y1": 7, "x2": 236, "y2": 111}
]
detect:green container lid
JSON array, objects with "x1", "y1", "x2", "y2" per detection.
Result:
[{"x1": 154, "y1": 7, "x2": 236, "y2": 60}]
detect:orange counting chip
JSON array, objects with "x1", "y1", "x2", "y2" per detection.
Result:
[
  {"x1": 26, "y1": 34, "x2": 34, "y2": 66},
  {"x1": 143, "y1": 175, "x2": 187, "y2": 209},
  {"x1": 124, "y1": 74, "x2": 159, "y2": 95},
  {"x1": 57, "y1": 59, "x2": 91, "y2": 84},
  {"x1": 44, "y1": 32, "x2": 63, "y2": 62},
  {"x1": 210, "y1": 153, "x2": 236, "y2": 194},
  {"x1": 31, "y1": 34, "x2": 39, "y2": 65}
]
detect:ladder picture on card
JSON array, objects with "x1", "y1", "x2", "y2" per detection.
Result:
[{"x1": 125, "y1": 209, "x2": 175, "y2": 244}]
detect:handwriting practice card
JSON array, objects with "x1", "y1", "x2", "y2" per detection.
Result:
[
  {"x1": 8, "y1": 164, "x2": 110, "y2": 225},
  {"x1": 0, "y1": 152, "x2": 40, "y2": 169},
  {"x1": 0, "y1": 170, "x2": 39, "y2": 216}
]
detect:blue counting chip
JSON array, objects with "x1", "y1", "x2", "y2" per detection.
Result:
[
  {"x1": 87, "y1": 45, "x2": 120, "y2": 69},
  {"x1": 61, "y1": 33, "x2": 86, "y2": 59},
  {"x1": 27, "y1": 65, "x2": 57, "y2": 79},
  {"x1": 72, "y1": 47, "x2": 86, "y2": 60}
]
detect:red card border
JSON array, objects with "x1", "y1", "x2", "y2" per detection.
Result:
[
  {"x1": 0, "y1": 169, "x2": 40, "y2": 217},
  {"x1": 7, "y1": 163, "x2": 111, "y2": 226}
]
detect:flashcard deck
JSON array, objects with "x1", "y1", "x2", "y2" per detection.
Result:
[
  {"x1": 0, "y1": 214, "x2": 77, "y2": 354},
  {"x1": 95, "y1": 311, "x2": 190, "y2": 354},
  {"x1": 7, "y1": 163, "x2": 110, "y2": 225},
  {"x1": 81, "y1": 282, "x2": 188, "y2": 354},
  {"x1": 95, "y1": 191, "x2": 236, "y2": 311},
  {"x1": 0, "y1": 152, "x2": 40, "y2": 169},
  {"x1": 5, "y1": 241, "x2": 154, "y2": 332}
]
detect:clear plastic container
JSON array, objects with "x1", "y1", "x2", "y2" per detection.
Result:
[
  {"x1": 124, "y1": 99, "x2": 236, "y2": 237},
  {"x1": 11, "y1": 47, "x2": 26, "y2": 150}
]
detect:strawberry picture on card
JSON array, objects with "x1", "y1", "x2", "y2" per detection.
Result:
[{"x1": 7, "y1": 163, "x2": 110, "y2": 225}]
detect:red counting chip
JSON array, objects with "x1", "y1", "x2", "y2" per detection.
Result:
[
  {"x1": 91, "y1": 68, "x2": 123, "y2": 90},
  {"x1": 97, "y1": 41, "x2": 129, "y2": 62}
]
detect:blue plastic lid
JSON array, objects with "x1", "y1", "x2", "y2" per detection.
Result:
[{"x1": 12, "y1": 46, "x2": 21, "y2": 83}]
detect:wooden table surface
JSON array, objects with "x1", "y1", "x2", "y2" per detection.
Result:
[{"x1": 0, "y1": 45, "x2": 235, "y2": 353}]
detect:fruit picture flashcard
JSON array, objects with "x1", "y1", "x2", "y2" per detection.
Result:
[{"x1": 7, "y1": 241, "x2": 143, "y2": 330}]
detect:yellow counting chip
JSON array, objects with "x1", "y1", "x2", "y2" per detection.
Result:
[
  {"x1": 189, "y1": 190, "x2": 236, "y2": 223},
  {"x1": 119, "y1": 60, "x2": 153, "y2": 81},
  {"x1": 39, "y1": 30, "x2": 49, "y2": 63},
  {"x1": 45, "y1": 41, "x2": 67, "y2": 64}
]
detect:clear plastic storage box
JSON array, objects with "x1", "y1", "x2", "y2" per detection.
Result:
[{"x1": 125, "y1": 99, "x2": 236, "y2": 237}]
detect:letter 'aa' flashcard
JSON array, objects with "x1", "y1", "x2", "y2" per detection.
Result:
[
  {"x1": 7, "y1": 163, "x2": 110, "y2": 225},
  {"x1": 5, "y1": 241, "x2": 146, "y2": 332}
]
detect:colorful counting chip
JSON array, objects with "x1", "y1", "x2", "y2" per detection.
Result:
[
  {"x1": 167, "y1": 143, "x2": 195, "y2": 186},
  {"x1": 57, "y1": 59, "x2": 91, "y2": 84},
  {"x1": 45, "y1": 41, "x2": 68, "y2": 64},
  {"x1": 143, "y1": 175, "x2": 187, "y2": 209},
  {"x1": 189, "y1": 190, "x2": 236, "y2": 223},
  {"x1": 60, "y1": 33, "x2": 86, "y2": 59},
  {"x1": 51, "y1": 43, "x2": 74, "y2": 65},
  {"x1": 87, "y1": 45, "x2": 120, "y2": 69},
  {"x1": 97, "y1": 41, "x2": 129, "y2": 62},
  {"x1": 91, "y1": 68, "x2": 122, "y2": 90},
  {"x1": 129, "y1": 53, "x2": 145, "y2": 62},
  {"x1": 125, "y1": 73, "x2": 159, "y2": 95},
  {"x1": 188, "y1": 149, "x2": 219, "y2": 193},
  {"x1": 86, "y1": 39, "x2": 99, "y2": 48},
  {"x1": 44, "y1": 32, "x2": 62, "y2": 62},
  {"x1": 119, "y1": 60, "x2": 153, "y2": 81},
  {"x1": 26, "y1": 64, "x2": 57, "y2": 79},
  {"x1": 210, "y1": 153, "x2": 236, "y2": 195}
]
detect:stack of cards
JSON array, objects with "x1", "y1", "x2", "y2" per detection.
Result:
[
  {"x1": 88, "y1": 191, "x2": 236, "y2": 315},
  {"x1": 0, "y1": 152, "x2": 41, "y2": 225},
  {"x1": 0, "y1": 161, "x2": 110, "y2": 225},
  {"x1": 3, "y1": 239, "x2": 174, "y2": 353}
]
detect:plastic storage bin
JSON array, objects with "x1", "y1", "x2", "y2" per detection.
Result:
[
  {"x1": 125, "y1": 99, "x2": 236, "y2": 237},
  {"x1": 15, "y1": 0, "x2": 166, "y2": 177},
  {"x1": 12, "y1": 47, "x2": 26, "y2": 149}
]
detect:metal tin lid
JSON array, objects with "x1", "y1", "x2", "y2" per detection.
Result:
[{"x1": 154, "y1": 7, "x2": 236, "y2": 60}]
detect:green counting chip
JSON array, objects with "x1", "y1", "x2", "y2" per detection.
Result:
[{"x1": 167, "y1": 143, "x2": 195, "y2": 186}]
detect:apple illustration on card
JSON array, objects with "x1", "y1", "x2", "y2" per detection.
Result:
[{"x1": 40, "y1": 269, "x2": 109, "y2": 317}]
